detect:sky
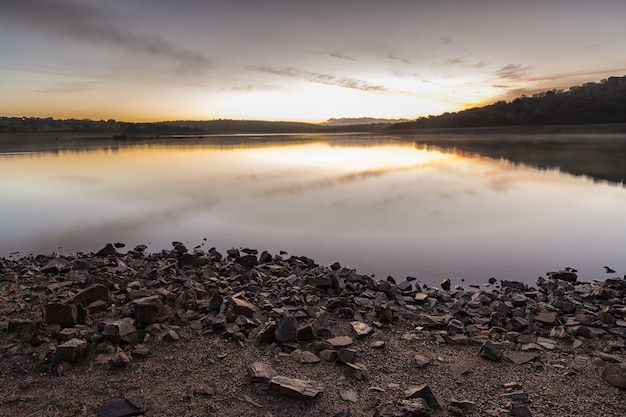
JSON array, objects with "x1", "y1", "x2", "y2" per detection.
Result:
[{"x1": 1, "y1": 0, "x2": 626, "y2": 123}]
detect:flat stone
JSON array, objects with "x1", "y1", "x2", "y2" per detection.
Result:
[
  {"x1": 404, "y1": 383, "x2": 443, "y2": 409},
  {"x1": 534, "y1": 312, "x2": 558, "y2": 325},
  {"x1": 41, "y1": 257, "x2": 72, "y2": 274},
  {"x1": 507, "y1": 352, "x2": 541, "y2": 365},
  {"x1": 601, "y1": 363, "x2": 626, "y2": 388},
  {"x1": 98, "y1": 396, "x2": 146, "y2": 417},
  {"x1": 290, "y1": 349, "x2": 320, "y2": 364},
  {"x1": 536, "y1": 337, "x2": 557, "y2": 350},
  {"x1": 327, "y1": 335, "x2": 354, "y2": 347},
  {"x1": 247, "y1": 362, "x2": 277, "y2": 382},
  {"x1": 350, "y1": 321, "x2": 373, "y2": 338},
  {"x1": 444, "y1": 334, "x2": 469, "y2": 345},
  {"x1": 501, "y1": 391, "x2": 529, "y2": 402},
  {"x1": 269, "y1": 375, "x2": 325, "y2": 400},
  {"x1": 339, "y1": 389, "x2": 359, "y2": 403}
]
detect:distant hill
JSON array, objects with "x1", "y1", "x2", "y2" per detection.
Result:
[
  {"x1": 321, "y1": 117, "x2": 411, "y2": 126},
  {"x1": 389, "y1": 75, "x2": 626, "y2": 130}
]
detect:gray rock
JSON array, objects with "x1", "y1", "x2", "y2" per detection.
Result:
[
  {"x1": 479, "y1": 340, "x2": 502, "y2": 361},
  {"x1": 102, "y1": 318, "x2": 138, "y2": 343},
  {"x1": 275, "y1": 315, "x2": 297, "y2": 342},
  {"x1": 601, "y1": 363, "x2": 626, "y2": 388},
  {"x1": 269, "y1": 375, "x2": 325, "y2": 400},
  {"x1": 98, "y1": 396, "x2": 146, "y2": 417}
]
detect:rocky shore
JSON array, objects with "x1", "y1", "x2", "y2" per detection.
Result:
[{"x1": 1, "y1": 243, "x2": 625, "y2": 416}]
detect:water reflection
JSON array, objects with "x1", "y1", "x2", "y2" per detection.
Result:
[{"x1": 1, "y1": 133, "x2": 625, "y2": 285}]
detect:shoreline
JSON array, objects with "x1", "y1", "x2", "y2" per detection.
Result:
[{"x1": 1, "y1": 243, "x2": 625, "y2": 416}]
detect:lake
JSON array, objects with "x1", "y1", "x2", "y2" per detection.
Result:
[{"x1": 1, "y1": 131, "x2": 625, "y2": 286}]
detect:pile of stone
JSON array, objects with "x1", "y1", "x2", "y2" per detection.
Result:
[{"x1": 1, "y1": 243, "x2": 625, "y2": 416}]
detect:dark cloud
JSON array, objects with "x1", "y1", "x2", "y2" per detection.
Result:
[
  {"x1": 328, "y1": 51, "x2": 359, "y2": 62},
  {"x1": 494, "y1": 64, "x2": 532, "y2": 80},
  {"x1": 248, "y1": 65, "x2": 388, "y2": 93},
  {"x1": 0, "y1": 0, "x2": 211, "y2": 71}
]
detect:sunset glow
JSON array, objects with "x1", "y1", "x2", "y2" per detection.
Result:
[{"x1": 1, "y1": 1, "x2": 626, "y2": 122}]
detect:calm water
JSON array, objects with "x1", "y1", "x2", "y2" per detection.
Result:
[{"x1": 1, "y1": 132, "x2": 625, "y2": 286}]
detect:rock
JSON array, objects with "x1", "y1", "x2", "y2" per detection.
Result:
[
  {"x1": 111, "y1": 351, "x2": 131, "y2": 367},
  {"x1": 339, "y1": 389, "x2": 359, "y2": 403},
  {"x1": 479, "y1": 340, "x2": 502, "y2": 361},
  {"x1": 102, "y1": 318, "x2": 138, "y2": 343},
  {"x1": 55, "y1": 338, "x2": 87, "y2": 362},
  {"x1": 601, "y1": 363, "x2": 626, "y2": 388},
  {"x1": 275, "y1": 315, "x2": 297, "y2": 342},
  {"x1": 536, "y1": 337, "x2": 557, "y2": 350},
  {"x1": 41, "y1": 257, "x2": 72, "y2": 274},
  {"x1": 337, "y1": 348, "x2": 358, "y2": 364},
  {"x1": 548, "y1": 270, "x2": 577, "y2": 283},
  {"x1": 511, "y1": 405, "x2": 533, "y2": 417},
  {"x1": 450, "y1": 399, "x2": 476, "y2": 412},
  {"x1": 248, "y1": 362, "x2": 277, "y2": 382},
  {"x1": 44, "y1": 303, "x2": 77, "y2": 328},
  {"x1": 290, "y1": 349, "x2": 320, "y2": 364},
  {"x1": 507, "y1": 352, "x2": 541, "y2": 365},
  {"x1": 371, "y1": 340, "x2": 386, "y2": 349},
  {"x1": 133, "y1": 295, "x2": 164, "y2": 324},
  {"x1": 501, "y1": 391, "x2": 529, "y2": 402},
  {"x1": 375, "y1": 399, "x2": 430, "y2": 417},
  {"x1": 404, "y1": 383, "x2": 443, "y2": 409},
  {"x1": 231, "y1": 297, "x2": 258, "y2": 317},
  {"x1": 235, "y1": 254, "x2": 257, "y2": 268},
  {"x1": 297, "y1": 322, "x2": 318, "y2": 340},
  {"x1": 350, "y1": 321, "x2": 373, "y2": 338},
  {"x1": 68, "y1": 284, "x2": 111, "y2": 305},
  {"x1": 444, "y1": 334, "x2": 469, "y2": 345},
  {"x1": 327, "y1": 335, "x2": 354, "y2": 348},
  {"x1": 414, "y1": 354, "x2": 430, "y2": 368},
  {"x1": 440, "y1": 278, "x2": 451, "y2": 291},
  {"x1": 98, "y1": 396, "x2": 146, "y2": 417},
  {"x1": 95, "y1": 243, "x2": 118, "y2": 257},
  {"x1": 269, "y1": 375, "x2": 325, "y2": 400},
  {"x1": 164, "y1": 328, "x2": 179, "y2": 341},
  {"x1": 534, "y1": 312, "x2": 558, "y2": 325},
  {"x1": 345, "y1": 362, "x2": 369, "y2": 380}
]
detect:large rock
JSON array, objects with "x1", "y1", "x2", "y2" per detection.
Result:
[
  {"x1": 102, "y1": 318, "x2": 138, "y2": 343},
  {"x1": 601, "y1": 363, "x2": 626, "y2": 388},
  {"x1": 479, "y1": 340, "x2": 502, "y2": 361},
  {"x1": 275, "y1": 315, "x2": 297, "y2": 342},
  {"x1": 68, "y1": 284, "x2": 111, "y2": 305},
  {"x1": 133, "y1": 295, "x2": 164, "y2": 324},
  {"x1": 55, "y1": 338, "x2": 87, "y2": 362},
  {"x1": 269, "y1": 376, "x2": 325, "y2": 400},
  {"x1": 44, "y1": 303, "x2": 77, "y2": 328}
]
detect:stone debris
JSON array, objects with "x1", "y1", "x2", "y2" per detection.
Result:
[{"x1": 1, "y1": 245, "x2": 626, "y2": 415}]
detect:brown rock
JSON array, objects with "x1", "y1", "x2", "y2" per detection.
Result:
[
  {"x1": 345, "y1": 362, "x2": 369, "y2": 380},
  {"x1": 337, "y1": 348, "x2": 358, "y2": 364},
  {"x1": 534, "y1": 312, "x2": 558, "y2": 325},
  {"x1": 41, "y1": 257, "x2": 72, "y2": 274},
  {"x1": 414, "y1": 354, "x2": 430, "y2": 368},
  {"x1": 275, "y1": 316, "x2": 297, "y2": 342},
  {"x1": 102, "y1": 318, "x2": 138, "y2": 343},
  {"x1": 133, "y1": 295, "x2": 164, "y2": 324},
  {"x1": 44, "y1": 303, "x2": 77, "y2": 328},
  {"x1": 269, "y1": 375, "x2": 325, "y2": 400},
  {"x1": 231, "y1": 297, "x2": 258, "y2": 317},
  {"x1": 290, "y1": 349, "x2": 321, "y2": 364},
  {"x1": 327, "y1": 335, "x2": 354, "y2": 348},
  {"x1": 55, "y1": 338, "x2": 87, "y2": 362},
  {"x1": 404, "y1": 383, "x2": 443, "y2": 409},
  {"x1": 95, "y1": 243, "x2": 118, "y2": 257},
  {"x1": 248, "y1": 362, "x2": 277, "y2": 382},
  {"x1": 601, "y1": 363, "x2": 626, "y2": 388},
  {"x1": 98, "y1": 396, "x2": 146, "y2": 417},
  {"x1": 479, "y1": 340, "x2": 503, "y2": 361},
  {"x1": 111, "y1": 351, "x2": 131, "y2": 367},
  {"x1": 350, "y1": 321, "x2": 373, "y2": 338},
  {"x1": 68, "y1": 284, "x2": 111, "y2": 305}
]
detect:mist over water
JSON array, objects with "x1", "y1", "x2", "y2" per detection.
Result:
[{"x1": 1, "y1": 132, "x2": 625, "y2": 286}]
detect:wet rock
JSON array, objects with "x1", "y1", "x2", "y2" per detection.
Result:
[
  {"x1": 44, "y1": 303, "x2": 77, "y2": 328},
  {"x1": 269, "y1": 375, "x2": 325, "y2": 400},
  {"x1": 98, "y1": 396, "x2": 146, "y2": 417},
  {"x1": 479, "y1": 340, "x2": 502, "y2": 361},
  {"x1": 601, "y1": 363, "x2": 626, "y2": 388},
  {"x1": 404, "y1": 383, "x2": 443, "y2": 409}
]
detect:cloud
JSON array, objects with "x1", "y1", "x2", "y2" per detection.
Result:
[
  {"x1": 34, "y1": 83, "x2": 90, "y2": 94},
  {"x1": 328, "y1": 51, "x2": 359, "y2": 62},
  {"x1": 248, "y1": 65, "x2": 388, "y2": 93},
  {"x1": 388, "y1": 54, "x2": 412, "y2": 64},
  {"x1": 440, "y1": 37, "x2": 454, "y2": 45},
  {"x1": 494, "y1": 64, "x2": 533, "y2": 80},
  {"x1": 445, "y1": 57, "x2": 465, "y2": 65},
  {"x1": 0, "y1": 0, "x2": 211, "y2": 71}
]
